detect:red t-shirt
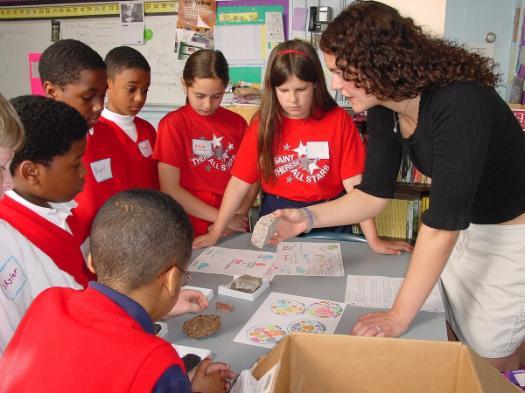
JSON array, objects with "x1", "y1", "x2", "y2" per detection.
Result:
[
  {"x1": 232, "y1": 106, "x2": 365, "y2": 202},
  {"x1": 73, "y1": 116, "x2": 159, "y2": 240},
  {"x1": 153, "y1": 104, "x2": 247, "y2": 235}
]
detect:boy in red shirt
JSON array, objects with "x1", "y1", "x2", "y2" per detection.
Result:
[
  {"x1": 0, "y1": 190, "x2": 233, "y2": 392},
  {"x1": 74, "y1": 46, "x2": 159, "y2": 240}
]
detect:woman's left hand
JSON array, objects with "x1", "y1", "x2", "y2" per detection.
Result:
[
  {"x1": 368, "y1": 238, "x2": 414, "y2": 255},
  {"x1": 351, "y1": 310, "x2": 410, "y2": 338}
]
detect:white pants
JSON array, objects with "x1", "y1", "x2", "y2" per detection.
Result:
[{"x1": 441, "y1": 223, "x2": 525, "y2": 358}]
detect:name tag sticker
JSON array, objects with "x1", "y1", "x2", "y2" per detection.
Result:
[
  {"x1": 0, "y1": 256, "x2": 27, "y2": 301},
  {"x1": 90, "y1": 158, "x2": 113, "y2": 183},
  {"x1": 307, "y1": 141, "x2": 330, "y2": 159},
  {"x1": 192, "y1": 139, "x2": 212, "y2": 157},
  {"x1": 138, "y1": 139, "x2": 153, "y2": 158}
]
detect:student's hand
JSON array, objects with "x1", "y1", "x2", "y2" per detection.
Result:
[
  {"x1": 351, "y1": 310, "x2": 410, "y2": 338},
  {"x1": 191, "y1": 358, "x2": 228, "y2": 393},
  {"x1": 367, "y1": 238, "x2": 414, "y2": 255},
  {"x1": 267, "y1": 209, "x2": 308, "y2": 245},
  {"x1": 162, "y1": 290, "x2": 208, "y2": 319},
  {"x1": 226, "y1": 213, "x2": 249, "y2": 232},
  {"x1": 193, "y1": 231, "x2": 221, "y2": 249},
  {"x1": 207, "y1": 224, "x2": 235, "y2": 239}
]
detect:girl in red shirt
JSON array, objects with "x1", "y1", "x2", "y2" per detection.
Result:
[
  {"x1": 154, "y1": 50, "x2": 258, "y2": 236},
  {"x1": 193, "y1": 40, "x2": 412, "y2": 255}
]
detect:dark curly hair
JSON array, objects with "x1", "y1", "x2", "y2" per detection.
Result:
[
  {"x1": 319, "y1": 1, "x2": 499, "y2": 101},
  {"x1": 258, "y1": 39, "x2": 337, "y2": 181},
  {"x1": 105, "y1": 46, "x2": 151, "y2": 79},
  {"x1": 9, "y1": 95, "x2": 88, "y2": 173},
  {"x1": 39, "y1": 39, "x2": 106, "y2": 87},
  {"x1": 91, "y1": 189, "x2": 193, "y2": 290}
]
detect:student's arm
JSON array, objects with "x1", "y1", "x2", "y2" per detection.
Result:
[
  {"x1": 342, "y1": 177, "x2": 413, "y2": 254},
  {"x1": 158, "y1": 163, "x2": 246, "y2": 232},
  {"x1": 237, "y1": 182, "x2": 260, "y2": 215},
  {"x1": 193, "y1": 176, "x2": 252, "y2": 249},
  {"x1": 351, "y1": 224, "x2": 458, "y2": 337}
]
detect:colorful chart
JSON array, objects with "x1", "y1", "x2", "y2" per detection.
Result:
[
  {"x1": 270, "y1": 299, "x2": 306, "y2": 316},
  {"x1": 246, "y1": 324, "x2": 286, "y2": 344},
  {"x1": 287, "y1": 320, "x2": 326, "y2": 334},
  {"x1": 307, "y1": 301, "x2": 344, "y2": 318}
]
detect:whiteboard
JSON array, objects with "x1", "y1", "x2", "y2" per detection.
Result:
[{"x1": 0, "y1": 15, "x2": 186, "y2": 106}]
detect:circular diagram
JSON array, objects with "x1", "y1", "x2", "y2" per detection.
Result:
[
  {"x1": 307, "y1": 301, "x2": 344, "y2": 318},
  {"x1": 246, "y1": 324, "x2": 286, "y2": 345},
  {"x1": 287, "y1": 320, "x2": 326, "y2": 334},
  {"x1": 270, "y1": 299, "x2": 306, "y2": 316}
]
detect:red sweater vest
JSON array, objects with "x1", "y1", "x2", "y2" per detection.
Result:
[
  {"x1": 0, "y1": 195, "x2": 95, "y2": 287},
  {"x1": 0, "y1": 287, "x2": 185, "y2": 392}
]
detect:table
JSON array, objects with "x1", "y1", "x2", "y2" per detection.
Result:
[{"x1": 165, "y1": 234, "x2": 447, "y2": 372}]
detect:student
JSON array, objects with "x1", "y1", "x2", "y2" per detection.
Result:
[
  {"x1": 0, "y1": 189, "x2": 233, "y2": 392},
  {"x1": 39, "y1": 39, "x2": 107, "y2": 130},
  {"x1": 271, "y1": 2, "x2": 525, "y2": 371},
  {"x1": 154, "y1": 49, "x2": 258, "y2": 237},
  {"x1": 0, "y1": 93, "x2": 24, "y2": 197},
  {"x1": 39, "y1": 38, "x2": 107, "y2": 240},
  {"x1": 0, "y1": 95, "x2": 90, "y2": 355},
  {"x1": 193, "y1": 40, "x2": 412, "y2": 255},
  {"x1": 74, "y1": 45, "x2": 159, "y2": 238}
]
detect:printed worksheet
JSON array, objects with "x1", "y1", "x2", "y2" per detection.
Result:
[
  {"x1": 188, "y1": 247, "x2": 276, "y2": 280},
  {"x1": 234, "y1": 292, "x2": 346, "y2": 349},
  {"x1": 344, "y1": 275, "x2": 444, "y2": 313},
  {"x1": 274, "y1": 242, "x2": 344, "y2": 276}
]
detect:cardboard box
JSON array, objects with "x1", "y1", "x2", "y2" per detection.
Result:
[{"x1": 252, "y1": 333, "x2": 521, "y2": 393}]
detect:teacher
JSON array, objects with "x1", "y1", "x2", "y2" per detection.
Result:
[{"x1": 270, "y1": 1, "x2": 525, "y2": 371}]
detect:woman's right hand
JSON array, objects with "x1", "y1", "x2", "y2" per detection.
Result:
[{"x1": 268, "y1": 209, "x2": 308, "y2": 245}]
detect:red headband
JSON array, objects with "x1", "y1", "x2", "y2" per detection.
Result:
[{"x1": 277, "y1": 49, "x2": 310, "y2": 58}]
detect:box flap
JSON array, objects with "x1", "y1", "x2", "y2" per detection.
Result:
[{"x1": 456, "y1": 345, "x2": 522, "y2": 393}]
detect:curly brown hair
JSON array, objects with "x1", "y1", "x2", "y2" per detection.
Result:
[
  {"x1": 319, "y1": 1, "x2": 499, "y2": 101},
  {"x1": 258, "y1": 39, "x2": 337, "y2": 181}
]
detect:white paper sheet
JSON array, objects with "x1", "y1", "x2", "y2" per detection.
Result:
[
  {"x1": 344, "y1": 275, "x2": 444, "y2": 313},
  {"x1": 230, "y1": 364, "x2": 279, "y2": 393},
  {"x1": 214, "y1": 24, "x2": 266, "y2": 66},
  {"x1": 234, "y1": 292, "x2": 345, "y2": 349},
  {"x1": 188, "y1": 247, "x2": 276, "y2": 280},
  {"x1": 274, "y1": 242, "x2": 344, "y2": 276}
]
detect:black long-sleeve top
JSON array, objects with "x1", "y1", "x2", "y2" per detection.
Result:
[{"x1": 356, "y1": 82, "x2": 525, "y2": 230}]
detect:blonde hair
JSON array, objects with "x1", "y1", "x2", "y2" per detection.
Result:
[{"x1": 0, "y1": 93, "x2": 24, "y2": 151}]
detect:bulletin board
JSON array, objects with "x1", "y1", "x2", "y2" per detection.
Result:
[{"x1": 0, "y1": 4, "x2": 186, "y2": 106}]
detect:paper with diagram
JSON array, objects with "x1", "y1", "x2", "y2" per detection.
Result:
[{"x1": 274, "y1": 242, "x2": 344, "y2": 276}]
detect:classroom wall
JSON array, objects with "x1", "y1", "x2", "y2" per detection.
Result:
[{"x1": 0, "y1": 15, "x2": 185, "y2": 106}]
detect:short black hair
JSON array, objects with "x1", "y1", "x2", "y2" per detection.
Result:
[
  {"x1": 39, "y1": 39, "x2": 106, "y2": 87},
  {"x1": 9, "y1": 95, "x2": 88, "y2": 174},
  {"x1": 90, "y1": 189, "x2": 193, "y2": 291},
  {"x1": 105, "y1": 46, "x2": 151, "y2": 79}
]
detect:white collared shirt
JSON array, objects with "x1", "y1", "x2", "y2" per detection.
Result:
[
  {"x1": 101, "y1": 108, "x2": 138, "y2": 142},
  {"x1": 0, "y1": 191, "x2": 82, "y2": 357}
]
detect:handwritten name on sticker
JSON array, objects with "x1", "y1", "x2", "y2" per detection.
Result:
[
  {"x1": 138, "y1": 139, "x2": 153, "y2": 157},
  {"x1": 0, "y1": 256, "x2": 27, "y2": 301},
  {"x1": 90, "y1": 158, "x2": 113, "y2": 183}
]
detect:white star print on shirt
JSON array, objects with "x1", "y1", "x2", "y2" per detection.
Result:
[
  {"x1": 293, "y1": 141, "x2": 308, "y2": 157},
  {"x1": 211, "y1": 134, "x2": 223, "y2": 148}
]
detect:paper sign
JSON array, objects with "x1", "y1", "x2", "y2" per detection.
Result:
[
  {"x1": 265, "y1": 12, "x2": 284, "y2": 43},
  {"x1": 138, "y1": 139, "x2": 153, "y2": 157},
  {"x1": 234, "y1": 291, "x2": 345, "y2": 349},
  {"x1": 274, "y1": 242, "x2": 344, "y2": 276},
  {"x1": 0, "y1": 256, "x2": 27, "y2": 301},
  {"x1": 90, "y1": 158, "x2": 113, "y2": 183},
  {"x1": 345, "y1": 275, "x2": 444, "y2": 313},
  {"x1": 306, "y1": 142, "x2": 329, "y2": 159},
  {"x1": 192, "y1": 139, "x2": 213, "y2": 157},
  {"x1": 28, "y1": 53, "x2": 45, "y2": 96}
]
